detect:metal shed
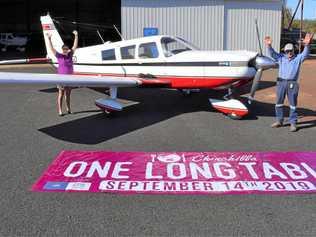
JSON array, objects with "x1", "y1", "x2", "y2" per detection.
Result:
[{"x1": 121, "y1": 0, "x2": 283, "y2": 54}]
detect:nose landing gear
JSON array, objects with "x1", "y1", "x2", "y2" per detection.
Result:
[{"x1": 209, "y1": 98, "x2": 249, "y2": 120}]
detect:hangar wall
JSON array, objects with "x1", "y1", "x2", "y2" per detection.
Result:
[
  {"x1": 121, "y1": 0, "x2": 283, "y2": 54},
  {"x1": 122, "y1": 0, "x2": 225, "y2": 50},
  {"x1": 224, "y1": 1, "x2": 282, "y2": 54}
]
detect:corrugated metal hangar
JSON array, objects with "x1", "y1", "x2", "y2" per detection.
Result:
[
  {"x1": 122, "y1": 0, "x2": 283, "y2": 54},
  {"x1": 0, "y1": 0, "x2": 283, "y2": 56}
]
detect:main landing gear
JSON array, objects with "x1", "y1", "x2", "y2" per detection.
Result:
[
  {"x1": 179, "y1": 89, "x2": 201, "y2": 96},
  {"x1": 94, "y1": 87, "x2": 139, "y2": 116},
  {"x1": 94, "y1": 87, "x2": 122, "y2": 116}
]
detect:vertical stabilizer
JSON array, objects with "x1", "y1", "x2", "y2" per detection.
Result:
[{"x1": 40, "y1": 14, "x2": 64, "y2": 63}]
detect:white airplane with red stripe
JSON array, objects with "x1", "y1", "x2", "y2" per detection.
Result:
[{"x1": 0, "y1": 14, "x2": 277, "y2": 119}]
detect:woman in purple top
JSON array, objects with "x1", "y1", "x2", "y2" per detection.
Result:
[{"x1": 47, "y1": 31, "x2": 78, "y2": 116}]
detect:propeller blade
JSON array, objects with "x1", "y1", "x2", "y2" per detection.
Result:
[
  {"x1": 255, "y1": 19, "x2": 263, "y2": 56},
  {"x1": 248, "y1": 68, "x2": 263, "y2": 104}
]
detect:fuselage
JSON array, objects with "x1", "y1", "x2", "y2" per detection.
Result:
[{"x1": 65, "y1": 35, "x2": 258, "y2": 89}]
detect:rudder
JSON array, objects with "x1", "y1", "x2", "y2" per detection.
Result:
[{"x1": 40, "y1": 14, "x2": 64, "y2": 63}]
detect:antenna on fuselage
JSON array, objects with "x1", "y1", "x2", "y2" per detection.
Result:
[
  {"x1": 97, "y1": 30, "x2": 105, "y2": 44},
  {"x1": 113, "y1": 25, "x2": 124, "y2": 41}
]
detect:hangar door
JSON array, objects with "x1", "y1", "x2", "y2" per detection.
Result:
[
  {"x1": 223, "y1": 0, "x2": 282, "y2": 55},
  {"x1": 0, "y1": 0, "x2": 121, "y2": 57}
]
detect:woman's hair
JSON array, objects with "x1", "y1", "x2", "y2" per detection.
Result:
[{"x1": 62, "y1": 44, "x2": 70, "y2": 49}]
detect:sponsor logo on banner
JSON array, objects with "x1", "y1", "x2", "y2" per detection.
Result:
[
  {"x1": 32, "y1": 151, "x2": 316, "y2": 195},
  {"x1": 66, "y1": 182, "x2": 91, "y2": 191},
  {"x1": 44, "y1": 182, "x2": 68, "y2": 190}
]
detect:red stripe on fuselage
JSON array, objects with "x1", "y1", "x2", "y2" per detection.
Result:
[
  {"x1": 73, "y1": 72, "x2": 250, "y2": 89},
  {"x1": 160, "y1": 76, "x2": 240, "y2": 89}
]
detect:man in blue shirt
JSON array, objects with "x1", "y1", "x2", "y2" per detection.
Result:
[{"x1": 265, "y1": 33, "x2": 314, "y2": 132}]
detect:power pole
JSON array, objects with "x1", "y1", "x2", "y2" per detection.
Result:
[
  {"x1": 299, "y1": 0, "x2": 304, "y2": 53},
  {"x1": 288, "y1": 0, "x2": 302, "y2": 29}
]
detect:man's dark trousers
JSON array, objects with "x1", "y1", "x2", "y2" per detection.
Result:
[{"x1": 275, "y1": 79, "x2": 299, "y2": 125}]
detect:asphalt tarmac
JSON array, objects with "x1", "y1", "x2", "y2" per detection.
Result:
[{"x1": 0, "y1": 65, "x2": 315, "y2": 237}]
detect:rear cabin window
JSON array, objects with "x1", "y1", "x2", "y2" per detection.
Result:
[
  {"x1": 101, "y1": 49, "x2": 116, "y2": 61},
  {"x1": 120, "y1": 45, "x2": 136, "y2": 59},
  {"x1": 138, "y1": 42, "x2": 159, "y2": 59}
]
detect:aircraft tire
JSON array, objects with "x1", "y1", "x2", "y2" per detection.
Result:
[
  {"x1": 102, "y1": 109, "x2": 118, "y2": 118},
  {"x1": 226, "y1": 113, "x2": 242, "y2": 120},
  {"x1": 179, "y1": 89, "x2": 192, "y2": 97}
]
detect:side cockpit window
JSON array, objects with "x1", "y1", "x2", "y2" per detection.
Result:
[
  {"x1": 120, "y1": 45, "x2": 136, "y2": 59},
  {"x1": 101, "y1": 49, "x2": 116, "y2": 61},
  {"x1": 161, "y1": 37, "x2": 194, "y2": 57},
  {"x1": 138, "y1": 42, "x2": 159, "y2": 59}
]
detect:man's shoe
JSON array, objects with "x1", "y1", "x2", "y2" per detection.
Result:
[
  {"x1": 270, "y1": 122, "x2": 283, "y2": 128},
  {"x1": 290, "y1": 124, "x2": 298, "y2": 132}
]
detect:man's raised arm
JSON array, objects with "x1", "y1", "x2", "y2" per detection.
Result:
[
  {"x1": 299, "y1": 33, "x2": 314, "y2": 62},
  {"x1": 265, "y1": 36, "x2": 282, "y2": 61}
]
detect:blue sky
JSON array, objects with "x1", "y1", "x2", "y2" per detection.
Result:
[{"x1": 287, "y1": 0, "x2": 316, "y2": 19}]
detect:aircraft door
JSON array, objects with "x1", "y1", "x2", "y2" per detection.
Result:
[{"x1": 134, "y1": 42, "x2": 165, "y2": 78}]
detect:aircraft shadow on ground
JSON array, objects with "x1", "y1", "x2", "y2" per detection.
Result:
[
  {"x1": 245, "y1": 101, "x2": 316, "y2": 121},
  {"x1": 296, "y1": 119, "x2": 316, "y2": 130},
  {"x1": 39, "y1": 87, "x2": 58, "y2": 93},
  {"x1": 38, "y1": 87, "x2": 316, "y2": 145},
  {"x1": 38, "y1": 88, "x2": 217, "y2": 145}
]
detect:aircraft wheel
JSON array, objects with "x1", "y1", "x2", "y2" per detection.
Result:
[
  {"x1": 103, "y1": 109, "x2": 117, "y2": 117},
  {"x1": 227, "y1": 113, "x2": 242, "y2": 120},
  {"x1": 17, "y1": 47, "x2": 26, "y2": 52},
  {"x1": 179, "y1": 89, "x2": 192, "y2": 97}
]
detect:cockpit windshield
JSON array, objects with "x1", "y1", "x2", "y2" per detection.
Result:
[{"x1": 161, "y1": 37, "x2": 199, "y2": 57}]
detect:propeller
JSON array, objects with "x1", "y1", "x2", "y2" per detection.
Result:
[
  {"x1": 255, "y1": 19, "x2": 263, "y2": 56},
  {"x1": 248, "y1": 68, "x2": 262, "y2": 102},
  {"x1": 248, "y1": 19, "x2": 277, "y2": 104}
]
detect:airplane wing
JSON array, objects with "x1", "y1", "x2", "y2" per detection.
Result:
[{"x1": 0, "y1": 72, "x2": 141, "y2": 87}]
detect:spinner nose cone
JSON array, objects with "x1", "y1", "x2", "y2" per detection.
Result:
[{"x1": 255, "y1": 56, "x2": 278, "y2": 70}]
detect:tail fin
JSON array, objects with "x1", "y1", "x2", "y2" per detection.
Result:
[{"x1": 40, "y1": 14, "x2": 64, "y2": 62}]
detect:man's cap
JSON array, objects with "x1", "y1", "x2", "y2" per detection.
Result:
[{"x1": 284, "y1": 43, "x2": 294, "y2": 52}]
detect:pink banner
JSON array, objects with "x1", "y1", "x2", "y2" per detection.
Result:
[{"x1": 32, "y1": 151, "x2": 316, "y2": 195}]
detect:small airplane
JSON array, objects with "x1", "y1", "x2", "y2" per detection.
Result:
[
  {"x1": 0, "y1": 14, "x2": 277, "y2": 119},
  {"x1": 0, "y1": 33, "x2": 28, "y2": 52}
]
